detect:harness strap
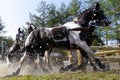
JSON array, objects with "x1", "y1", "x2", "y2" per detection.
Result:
[{"x1": 68, "y1": 27, "x2": 90, "y2": 32}]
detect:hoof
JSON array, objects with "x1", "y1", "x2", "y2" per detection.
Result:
[
  {"x1": 12, "y1": 68, "x2": 21, "y2": 76},
  {"x1": 59, "y1": 67, "x2": 65, "y2": 73},
  {"x1": 103, "y1": 64, "x2": 110, "y2": 71}
]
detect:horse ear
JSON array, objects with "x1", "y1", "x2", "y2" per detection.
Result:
[
  {"x1": 95, "y1": 2, "x2": 100, "y2": 11},
  {"x1": 18, "y1": 27, "x2": 21, "y2": 32}
]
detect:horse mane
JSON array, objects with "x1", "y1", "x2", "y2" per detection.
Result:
[
  {"x1": 77, "y1": 7, "x2": 94, "y2": 27},
  {"x1": 78, "y1": 7, "x2": 93, "y2": 18}
]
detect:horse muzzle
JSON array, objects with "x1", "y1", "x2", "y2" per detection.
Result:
[{"x1": 100, "y1": 18, "x2": 111, "y2": 26}]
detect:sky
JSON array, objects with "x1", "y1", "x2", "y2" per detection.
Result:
[{"x1": 0, "y1": 0, "x2": 71, "y2": 40}]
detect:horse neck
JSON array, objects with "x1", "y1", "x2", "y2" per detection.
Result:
[{"x1": 78, "y1": 9, "x2": 93, "y2": 27}]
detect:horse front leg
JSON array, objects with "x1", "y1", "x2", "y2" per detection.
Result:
[
  {"x1": 12, "y1": 52, "x2": 27, "y2": 76},
  {"x1": 76, "y1": 41, "x2": 110, "y2": 71},
  {"x1": 44, "y1": 49, "x2": 53, "y2": 70},
  {"x1": 33, "y1": 51, "x2": 49, "y2": 73},
  {"x1": 5, "y1": 53, "x2": 12, "y2": 65},
  {"x1": 39, "y1": 55, "x2": 49, "y2": 73},
  {"x1": 74, "y1": 40, "x2": 99, "y2": 71},
  {"x1": 34, "y1": 54, "x2": 40, "y2": 70}
]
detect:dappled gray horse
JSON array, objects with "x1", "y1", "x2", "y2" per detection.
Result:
[{"x1": 12, "y1": 2, "x2": 111, "y2": 75}]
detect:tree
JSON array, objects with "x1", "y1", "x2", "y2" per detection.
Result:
[
  {"x1": 67, "y1": 0, "x2": 81, "y2": 17},
  {"x1": 30, "y1": 0, "x2": 82, "y2": 28},
  {"x1": 99, "y1": 0, "x2": 120, "y2": 44},
  {"x1": 55, "y1": 3, "x2": 70, "y2": 25},
  {"x1": 30, "y1": 1, "x2": 50, "y2": 27},
  {"x1": 47, "y1": 0, "x2": 81, "y2": 26},
  {"x1": 0, "y1": 16, "x2": 5, "y2": 35},
  {"x1": 47, "y1": 3, "x2": 58, "y2": 27},
  {"x1": 0, "y1": 16, "x2": 6, "y2": 43},
  {"x1": 108, "y1": 0, "x2": 120, "y2": 44},
  {"x1": 2, "y1": 36, "x2": 14, "y2": 47}
]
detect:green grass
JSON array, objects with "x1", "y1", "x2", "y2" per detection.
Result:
[{"x1": 0, "y1": 70, "x2": 120, "y2": 80}]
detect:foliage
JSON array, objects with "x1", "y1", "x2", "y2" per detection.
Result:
[
  {"x1": 0, "y1": 36, "x2": 14, "y2": 48},
  {"x1": 67, "y1": 0, "x2": 81, "y2": 16},
  {"x1": 2, "y1": 36, "x2": 14, "y2": 47},
  {"x1": 99, "y1": 0, "x2": 120, "y2": 44},
  {"x1": 47, "y1": 3, "x2": 58, "y2": 27},
  {"x1": 0, "y1": 16, "x2": 5, "y2": 35},
  {"x1": 30, "y1": 0, "x2": 81, "y2": 27},
  {"x1": 0, "y1": 16, "x2": 14, "y2": 50},
  {"x1": 0, "y1": 36, "x2": 14, "y2": 52},
  {"x1": 29, "y1": 1, "x2": 50, "y2": 27}
]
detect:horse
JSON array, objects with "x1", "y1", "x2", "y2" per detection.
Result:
[
  {"x1": 5, "y1": 27, "x2": 25, "y2": 64},
  {"x1": 12, "y1": 2, "x2": 111, "y2": 75},
  {"x1": 6, "y1": 26, "x2": 49, "y2": 72},
  {"x1": 26, "y1": 22, "x2": 51, "y2": 72}
]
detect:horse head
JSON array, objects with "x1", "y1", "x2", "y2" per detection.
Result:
[
  {"x1": 16, "y1": 27, "x2": 25, "y2": 41},
  {"x1": 77, "y1": 2, "x2": 111, "y2": 27},
  {"x1": 92, "y1": 2, "x2": 111, "y2": 26},
  {"x1": 26, "y1": 22, "x2": 37, "y2": 34},
  {"x1": 9, "y1": 28, "x2": 25, "y2": 53}
]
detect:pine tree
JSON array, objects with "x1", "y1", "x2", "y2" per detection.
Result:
[
  {"x1": 30, "y1": 1, "x2": 50, "y2": 27},
  {"x1": 0, "y1": 16, "x2": 5, "y2": 35}
]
